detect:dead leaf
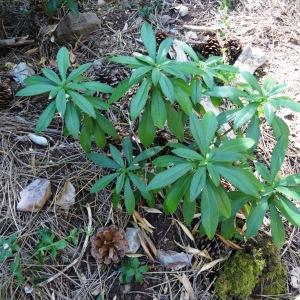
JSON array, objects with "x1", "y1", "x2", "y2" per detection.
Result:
[
  {"x1": 141, "y1": 207, "x2": 162, "y2": 214},
  {"x1": 197, "y1": 255, "x2": 229, "y2": 274},
  {"x1": 174, "y1": 219, "x2": 195, "y2": 242},
  {"x1": 138, "y1": 231, "x2": 155, "y2": 261},
  {"x1": 55, "y1": 181, "x2": 76, "y2": 211},
  {"x1": 141, "y1": 230, "x2": 157, "y2": 258},
  {"x1": 216, "y1": 234, "x2": 243, "y2": 250},
  {"x1": 176, "y1": 274, "x2": 196, "y2": 300}
]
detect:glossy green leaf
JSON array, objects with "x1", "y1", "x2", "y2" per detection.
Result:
[
  {"x1": 270, "y1": 136, "x2": 288, "y2": 182},
  {"x1": 233, "y1": 103, "x2": 258, "y2": 130},
  {"x1": 245, "y1": 197, "x2": 268, "y2": 237},
  {"x1": 219, "y1": 138, "x2": 256, "y2": 153},
  {"x1": 216, "y1": 165, "x2": 262, "y2": 197},
  {"x1": 81, "y1": 82, "x2": 113, "y2": 94},
  {"x1": 55, "y1": 89, "x2": 66, "y2": 116},
  {"x1": 130, "y1": 79, "x2": 151, "y2": 120},
  {"x1": 269, "y1": 96, "x2": 300, "y2": 112},
  {"x1": 156, "y1": 37, "x2": 173, "y2": 61},
  {"x1": 123, "y1": 137, "x2": 133, "y2": 163},
  {"x1": 94, "y1": 125, "x2": 106, "y2": 148},
  {"x1": 67, "y1": 63, "x2": 92, "y2": 82},
  {"x1": 68, "y1": 91, "x2": 96, "y2": 118},
  {"x1": 132, "y1": 146, "x2": 162, "y2": 164},
  {"x1": 269, "y1": 203, "x2": 285, "y2": 248},
  {"x1": 87, "y1": 153, "x2": 120, "y2": 169},
  {"x1": 80, "y1": 124, "x2": 92, "y2": 152},
  {"x1": 172, "y1": 148, "x2": 203, "y2": 161},
  {"x1": 159, "y1": 73, "x2": 174, "y2": 101},
  {"x1": 151, "y1": 68, "x2": 161, "y2": 85},
  {"x1": 36, "y1": 101, "x2": 56, "y2": 133},
  {"x1": 129, "y1": 173, "x2": 154, "y2": 206},
  {"x1": 278, "y1": 174, "x2": 300, "y2": 186},
  {"x1": 115, "y1": 173, "x2": 126, "y2": 194},
  {"x1": 240, "y1": 71, "x2": 262, "y2": 94},
  {"x1": 276, "y1": 196, "x2": 300, "y2": 227},
  {"x1": 56, "y1": 47, "x2": 69, "y2": 80},
  {"x1": 65, "y1": 103, "x2": 80, "y2": 138},
  {"x1": 95, "y1": 113, "x2": 117, "y2": 138},
  {"x1": 276, "y1": 186, "x2": 300, "y2": 201},
  {"x1": 207, "y1": 163, "x2": 220, "y2": 186},
  {"x1": 151, "y1": 89, "x2": 167, "y2": 128},
  {"x1": 201, "y1": 183, "x2": 219, "y2": 239},
  {"x1": 183, "y1": 194, "x2": 196, "y2": 225},
  {"x1": 42, "y1": 68, "x2": 61, "y2": 84},
  {"x1": 165, "y1": 176, "x2": 190, "y2": 213},
  {"x1": 138, "y1": 104, "x2": 155, "y2": 147},
  {"x1": 255, "y1": 162, "x2": 271, "y2": 182},
  {"x1": 190, "y1": 167, "x2": 206, "y2": 201},
  {"x1": 124, "y1": 179, "x2": 135, "y2": 214},
  {"x1": 148, "y1": 163, "x2": 193, "y2": 190},
  {"x1": 246, "y1": 115, "x2": 261, "y2": 147},
  {"x1": 264, "y1": 102, "x2": 275, "y2": 125},
  {"x1": 153, "y1": 155, "x2": 185, "y2": 167},
  {"x1": 16, "y1": 84, "x2": 55, "y2": 97},
  {"x1": 141, "y1": 22, "x2": 156, "y2": 59},
  {"x1": 166, "y1": 104, "x2": 184, "y2": 141},
  {"x1": 91, "y1": 173, "x2": 118, "y2": 193},
  {"x1": 109, "y1": 145, "x2": 125, "y2": 167}
]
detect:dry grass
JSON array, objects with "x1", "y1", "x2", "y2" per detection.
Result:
[{"x1": 1, "y1": 0, "x2": 300, "y2": 299}]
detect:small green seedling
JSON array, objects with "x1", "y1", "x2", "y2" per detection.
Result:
[
  {"x1": 119, "y1": 258, "x2": 148, "y2": 284},
  {"x1": 16, "y1": 47, "x2": 117, "y2": 151},
  {"x1": 46, "y1": 0, "x2": 79, "y2": 16},
  {"x1": 88, "y1": 137, "x2": 161, "y2": 214},
  {"x1": 0, "y1": 234, "x2": 24, "y2": 284},
  {"x1": 35, "y1": 228, "x2": 78, "y2": 263}
]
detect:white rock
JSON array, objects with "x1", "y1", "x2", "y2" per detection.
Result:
[
  {"x1": 157, "y1": 250, "x2": 192, "y2": 270},
  {"x1": 176, "y1": 5, "x2": 189, "y2": 17},
  {"x1": 97, "y1": 0, "x2": 106, "y2": 6},
  {"x1": 185, "y1": 31, "x2": 198, "y2": 40},
  {"x1": 11, "y1": 63, "x2": 35, "y2": 85},
  {"x1": 17, "y1": 179, "x2": 51, "y2": 212},
  {"x1": 291, "y1": 267, "x2": 300, "y2": 289},
  {"x1": 55, "y1": 181, "x2": 76, "y2": 210},
  {"x1": 126, "y1": 228, "x2": 140, "y2": 253},
  {"x1": 28, "y1": 133, "x2": 48, "y2": 146}
]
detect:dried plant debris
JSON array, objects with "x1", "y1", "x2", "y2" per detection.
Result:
[
  {"x1": 91, "y1": 225, "x2": 128, "y2": 265},
  {"x1": 224, "y1": 38, "x2": 242, "y2": 64},
  {"x1": 0, "y1": 78, "x2": 12, "y2": 109}
]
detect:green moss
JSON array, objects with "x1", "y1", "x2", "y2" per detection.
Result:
[
  {"x1": 256, "y1": 241, "x2": 288, "y2": 296},
  {"x1": 215, "y1": 249, "x2": 265, "y2": 300}
]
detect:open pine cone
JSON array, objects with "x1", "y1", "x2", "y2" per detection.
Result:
[
  {"x1": 91, "y1": 225, "x2": 128, "y2": 265},
  {"x1": 0, "y1": 78, "x2": 12, "y2": 109},
  {"x1": 156, "y1": 30, "x2": 168, "y2": 45},
  {"x1": 193, "y1": 37, "x2": 222, "y2": 58},
  {"x1": 224, "y1": 38, "x2": 242, "y2": 64}
]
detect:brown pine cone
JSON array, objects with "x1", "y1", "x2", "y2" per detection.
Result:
[
  {"x1": 96, "y1": 67, "x2": 129, "y2": 87},
  {"x1": 193, "y1": 37, "x2": 222, "y2": 59},
  {"x1": 156, "y1": 30, "x2": 168, "y2": 46},
  {"x1": 91, "y1": 225, "x2": 128, "y2": 265},
  {"x1": 224, "y1": 38, "x2": 242, "y2": 64},
  {"x1": 0, "y1": 78, "x2": 12, "y2": 109}
]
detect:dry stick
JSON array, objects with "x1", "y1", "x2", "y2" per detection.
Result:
[
  {"x1": 37, "y1": 204, "x2": 93, "y2": 287},
  {"x1": 0, "y1": 36, "x2": 34, "y2": 48}
]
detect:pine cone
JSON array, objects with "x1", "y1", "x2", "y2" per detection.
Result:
[
  {"x1": 91, "y1": 225, "x2": 128, "y2": 265},
  {"x1": 96, "y1": 67, "x2": 129, "y2": 87},
  {"x1": 0, "y1": 78, "x2": 12, "y2": 109},
  {"x1": 156, "y1": 30, "x2": 168, "y2": 46},
  {"x1": 224, "y1": 38, "x2": 242, "y2": 64},
  {"x1": 193, "y1": 37, "x2": 222, "y2": 58}
]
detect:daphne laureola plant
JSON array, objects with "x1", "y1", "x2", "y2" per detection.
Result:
[{"x1": 17, "y1": 22, "x2": 300, "y2": 248}]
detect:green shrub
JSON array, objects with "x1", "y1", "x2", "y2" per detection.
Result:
[
  {"x1": 16, "y1": 47, "x2": 116, "y2": 151},
  {"x1": 119, "y1": 258, "x2": 148, "y2": 284},
  {"x1": 88, "y1": 137, "x2": 161, "y2": 214}
]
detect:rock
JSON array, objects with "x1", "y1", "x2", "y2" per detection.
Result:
[
  {"x1": 55, "y1": 181, "x2": 76, "y2": 210},
  {"x1": 291, "y1": 267, "x2": 300, "y2": 289},
  {"x1": 185, "y1": 31, "x2": 198, "y2": 40},
  {"x1": 11, "y1": 63, "x2": 35, "y2": 85},
  {"x1": 97, "y1": 0, "x2": 106, "y2": 6},
  {"x1": 28, "y1": 133, "x2": 48, "y2": 146},
  {"x1": 92, "y1": 59, "x2": 103, "y2": 71},
  {"x1": 160, "y1": 15, "x2": 172, "y2": 25},
  {"x1": 157, "y1": 250, "x2": 192, "y2": 270},
  {"x1": 234, "y1": 44, "x2": 267, "y2": 74},
  {"x1": 17, "y1": 179, "x2": 51, "y2": 212},
  {"x1": 126, "y1": 228, "x2": 140, "y2": 253},
  {"x1": 55, "y1": 12, "x2": 101, "y2": 42},
  {"x1": 176, "y1": 5, "x2": 189, "y2": 17}
]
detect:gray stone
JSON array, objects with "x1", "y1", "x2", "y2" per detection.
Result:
[
  {"x1": 11, "y1": 63, "x2": 35, "y2": 85},
  {"x1": 55, "y1": 12, "x2": 101, "y2": 42},
  {"x1": 17, "y1": 179, "x2": 51, "y2": 212},
  {"x1": 126, "y1": 228, "x2": 140, "y2": 253},
  {"x1": 55, "y1": 181, "x2": 76, "y2": 210},
  {"x1": 157, "y1": 250, "x2": 192, "y2": 270}
]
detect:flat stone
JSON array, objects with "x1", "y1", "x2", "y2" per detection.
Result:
[
  {"x1": 55, "y1": 181, "x2": 76, "y2": 210},
  {"x1": 17, "y1": 179, "x2": 51, "y2": 212},
  {"x1": 157, "y1": 250, "x2": 192, "y2": 270},
  {"x1": 55, "y1": 12, "x2": 101, "y2": 42},
  {"x1": 126, "y1": 228, "x2": 140, "y2": 253}
]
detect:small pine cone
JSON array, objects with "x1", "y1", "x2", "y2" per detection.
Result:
[
  {"x1": 96, "y1": 67, "x2": 129, "y2": 87},
  {"x1": 0, "y1": 78, "x2": 12, "y2": 109},
  {"x1": 224, "y1": 38, "x2": 242, "y2": 64},
  {"x1": 91, "y1": 225, "x2": 128, "y2": 265},
  {"x1": 156, "y1": 30, "x2": 168, "y2": 45},
  {"x1": 194, "y1": 37, "x2": 222, "y2": 58}
]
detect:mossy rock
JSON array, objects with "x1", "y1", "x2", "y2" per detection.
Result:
[
  {"x1": 215, "y1": 241, "x2": 288, "y2": 300},
  {"x1": 215, "y1": 249, "x2": 265, "y2": 300},
  {"x1": 255, "y1": 241, "x2": 288, "y2": 296}
]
